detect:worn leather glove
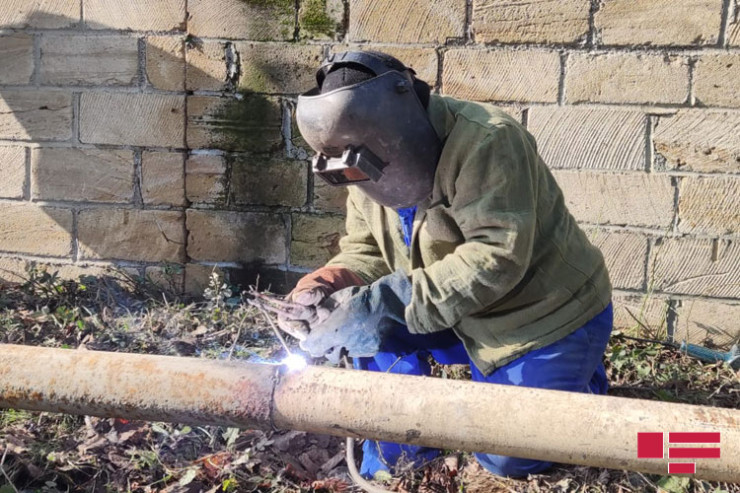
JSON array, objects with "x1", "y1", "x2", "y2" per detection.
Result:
[
  {"x1": 277, "y1": 266, "x2": 365, "y2": 340},
  {"x1": 299, "y1": 270, "x2": 412, "y2": 362}
]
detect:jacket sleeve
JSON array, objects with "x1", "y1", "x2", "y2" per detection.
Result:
[
  {"x1": 325, "y1": 189, "x2": 392, "y2": 284},
  {"x1": 406, "y1": 123, "x2": 539, "y2": 334}
]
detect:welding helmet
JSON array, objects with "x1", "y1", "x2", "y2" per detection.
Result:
[{"x1": 296, "y1": 51, "x2": 442, "y2": 209}]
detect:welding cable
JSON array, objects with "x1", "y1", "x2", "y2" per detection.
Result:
[
  {"x1": 255, "y1": 299, "x2": 393, "y2": 493},
  {"x1": 345, "y1": 437, "x2": 394, "y2": 493},
  {"x1": 343, "y1": 355, "x2": 397, "y2": 493}
]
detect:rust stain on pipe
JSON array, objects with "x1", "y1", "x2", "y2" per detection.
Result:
[
  {"x1": 1, "y1": 344, "x2": 739, "y2": 482},
  {"x1": 272, "y1": 367, "x2": 740, "y2": 482},
  {"x1": 0, "y1": 344, "x2": 276, "y2": 429}
]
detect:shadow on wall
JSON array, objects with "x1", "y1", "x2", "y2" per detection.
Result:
[{"x1": 0, "y1": 11, "x2": 325, "y2": 294}]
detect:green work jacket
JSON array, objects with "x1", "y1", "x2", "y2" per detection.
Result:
[{"x1": 326, "y1": 95, "x2": 612, "y2": 375}]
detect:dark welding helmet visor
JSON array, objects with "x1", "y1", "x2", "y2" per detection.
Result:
[{"x1": 296, "y1": 69, "x2": 441, "y2": 209}]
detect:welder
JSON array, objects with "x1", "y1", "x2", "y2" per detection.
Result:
[{"x1": 270, "y1": 51, "x2": 613, "y2": 479}]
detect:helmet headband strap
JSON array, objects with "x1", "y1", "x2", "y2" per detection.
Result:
[{"x1": 316, "y1": 51, "x2": 416, "y2": 88}]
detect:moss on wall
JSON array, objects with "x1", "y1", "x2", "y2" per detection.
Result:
[
  {"x1": 238, "y1": 0, "x2": 296, "y2": 39},
  {"x1": 299, "y1": 0, "x2": 341, "y2": 38},
  {"x1": 207, "y1": 93, "x2": 284, "y2": 153}
]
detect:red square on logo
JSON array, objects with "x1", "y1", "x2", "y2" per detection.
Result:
[
  {"x1": 638, "y1": 432, "x2": 663, "y2": 459},
  {"x1": 668, "y1": 463, "x2": 696, "y2": 474}
]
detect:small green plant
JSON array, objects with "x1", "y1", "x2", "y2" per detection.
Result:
[
  {"x1": 20, "y1": 264, "x2": 87, "y2": 308},
  {"x1": 221, "y1": 477, "x2": 239, "y2": 492},
  {"x1": 203, "y1": 271, "x2": 233, "y2": 314},
  {"x1": 0, "y1": 408, "x2": 32, "y2": 426},
  {"x1": 128, "y1": 449, "x2": 160, "y2": 471}
]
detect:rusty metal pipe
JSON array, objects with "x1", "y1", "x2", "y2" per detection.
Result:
[{"x1": 1, "y1": 344, "x2": 738, "y2": 482}]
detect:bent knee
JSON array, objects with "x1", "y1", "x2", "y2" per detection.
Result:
[{"x1": 474, "y1": 453, "x2": 552, "y2": 478}]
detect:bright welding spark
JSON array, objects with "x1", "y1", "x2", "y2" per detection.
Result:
[{"x1": 281, "y1": 353, "x2": 308, "y2": 371}]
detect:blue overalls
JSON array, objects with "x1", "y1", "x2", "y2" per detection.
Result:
[{"x1": 353, "y1": 207, "x2": 613, "y2": 478}]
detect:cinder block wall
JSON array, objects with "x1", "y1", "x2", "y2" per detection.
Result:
[{"x1": 0, "y1": 0, "x2": 738, "y2": 347}]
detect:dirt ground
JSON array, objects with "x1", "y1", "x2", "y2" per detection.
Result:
[{"x1": 0, "y1": 267, "x2": 738, "y2": 493}]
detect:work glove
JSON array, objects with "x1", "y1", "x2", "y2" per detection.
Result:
[
  {"x1": 277, "y1": 266, "x2": 365, "y2": 340},
  {"x1": 299, "y1": 270, "x2": 412, "y2": 363}
]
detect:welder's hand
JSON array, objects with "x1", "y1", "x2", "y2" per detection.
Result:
[
  {"x1": 277, "y1": 266, "x2": 366, "y2": 340},
  {"x1": 299, "y1": 270, "x2": 412, "y2": 361}
]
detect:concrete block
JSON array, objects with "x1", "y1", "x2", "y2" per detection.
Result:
[
  {"x1": 675, "y1": 299, "x2": 740, "y2": 348},
  {"x1": 289, "y1": 102, "x2": 311, "y2": 159},
  {"x1": 0, "y1": 203, "x2": 73, "y2": 257},
  {"x1": 0, "y1": 1, "x2": 80, "y2": 29},
  {"x1": 349, "y1": 0, "x2": 465, "y2": 43},
  {"x1": 188, "y1": 0, "x2": 295, "y2": 40},
  {"x1": 299, "y1": 0, "x2": 344, "y2": 39},
  {"x1": 186, "y1": 95, "x2": 282, "y2": 152},
  {"x1": 84, "y1": 0, "x2": 186, "y2": 31},
  {"x1": 186, "y1": 209, "x2": 287, "y2": 264},
  {"x1": 594, "y1": 0, "x2": 722, "y2": 46},
  {"x1": 528, "y1": 106, "x2": 646, "y2": 170},
  {"x1": 229, "y1": 265, "x2": 306, "y2": 295},
  {"x1": 185, "y1": 154, "x2": 227, "y2": 205},
  {"x1": 654, "y1": 110, "x2": 740, "y2": 173},
  {"x1": 0, "y1": 146, "x2": 26, "y2": 199},
  {"x1": 230, "y1": 155, "x2": 308, "y2": 207},
  {"x1": 612, "y1": 293, "x2": 672, "y2": 338},
  {"x1": 0, "y1": 91, "x2": 72, "y2": 141},
  {"x1": 566, "y1": 52, "x2": 689, "y2": 104},
  {"x1": 78, "y1": 209, "x2": 185, "y2": 262},
  {"x1": 39, "y1": 35, "x2": 138, "y2": 86},
  {"x1": 649, "y1": 237, "x2": 740, "y2": 298},
  {"x1": 290, "y1": 213, "x2": 345, "y2": 268},
  {"x1": 587, "y1": 230, "x2": 647, "y2": 289},
  {"x1": 80, "y1": 93, "x2": 185, "y2": 147},
  {"x1": 146, "y1": 36, "x2": 185, "y2": 91},
  {"x1": 678, "y1": 176, "x2": 740, "y2": 235},
  {"x1": 313, "y1": 178, "x2": 348, "y2": 213},
  {"x1": 694, "y1": 53, "x2": 740, "y2": 108},
  {"x1": 472, "y1": 0, "x2": 590, "y2": 44},
  {"x1": 32, "y1": 147, "x2": 134, "y2": 203},
  {"x1": 186, "y1": 40, "x2": 229, "y2": 92},
  {"x1": 184, "y1": 263, "x2": 229, "y2": 295},
  {"x1": 552, "y1": 171, "x2": 675, "y2": 228},
  {"x1": 235, "y1": 42, "x2": 324, "y2": 94},
  {"x1": 729, "y1": 10, "x2": 740, "y2": 46},
  {"x1": 144, "y1": 265, "x2": 184, "y2": 293},
  {"x1": 0, "y1": 34, "x2": 34, "y2": 84},
  {"x1": 443, "y1": 49, "x2": 560, "y2": 103},
  {"x1": 0, "y1": 256, "x2": 27, "y2": 283},
  {"x1": 51, "y1": 263, "x2": 130, "y2": 282},
  {"x1": 0, "y1": 257, "x2": 123, "y2": 284},
  {"x1": 141, "y1": 151, "x2": 185, "y2": 206}
]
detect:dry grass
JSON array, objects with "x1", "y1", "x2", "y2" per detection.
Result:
[{"x1": 0, "y1": 266, "x2": 738, "y2": 493}]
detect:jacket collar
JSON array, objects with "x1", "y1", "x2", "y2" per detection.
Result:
[{"x1": 427, "y1": 95, "x2": 454, "y2": 142}]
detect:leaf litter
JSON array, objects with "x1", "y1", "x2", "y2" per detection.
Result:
[{"x1": 0, "y1": 266, "x2": 738, "y2": 493}]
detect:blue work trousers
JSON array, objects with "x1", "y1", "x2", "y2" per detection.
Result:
[{"x1": 353, "y1": 303, "x2": 613, "y2": 478}]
